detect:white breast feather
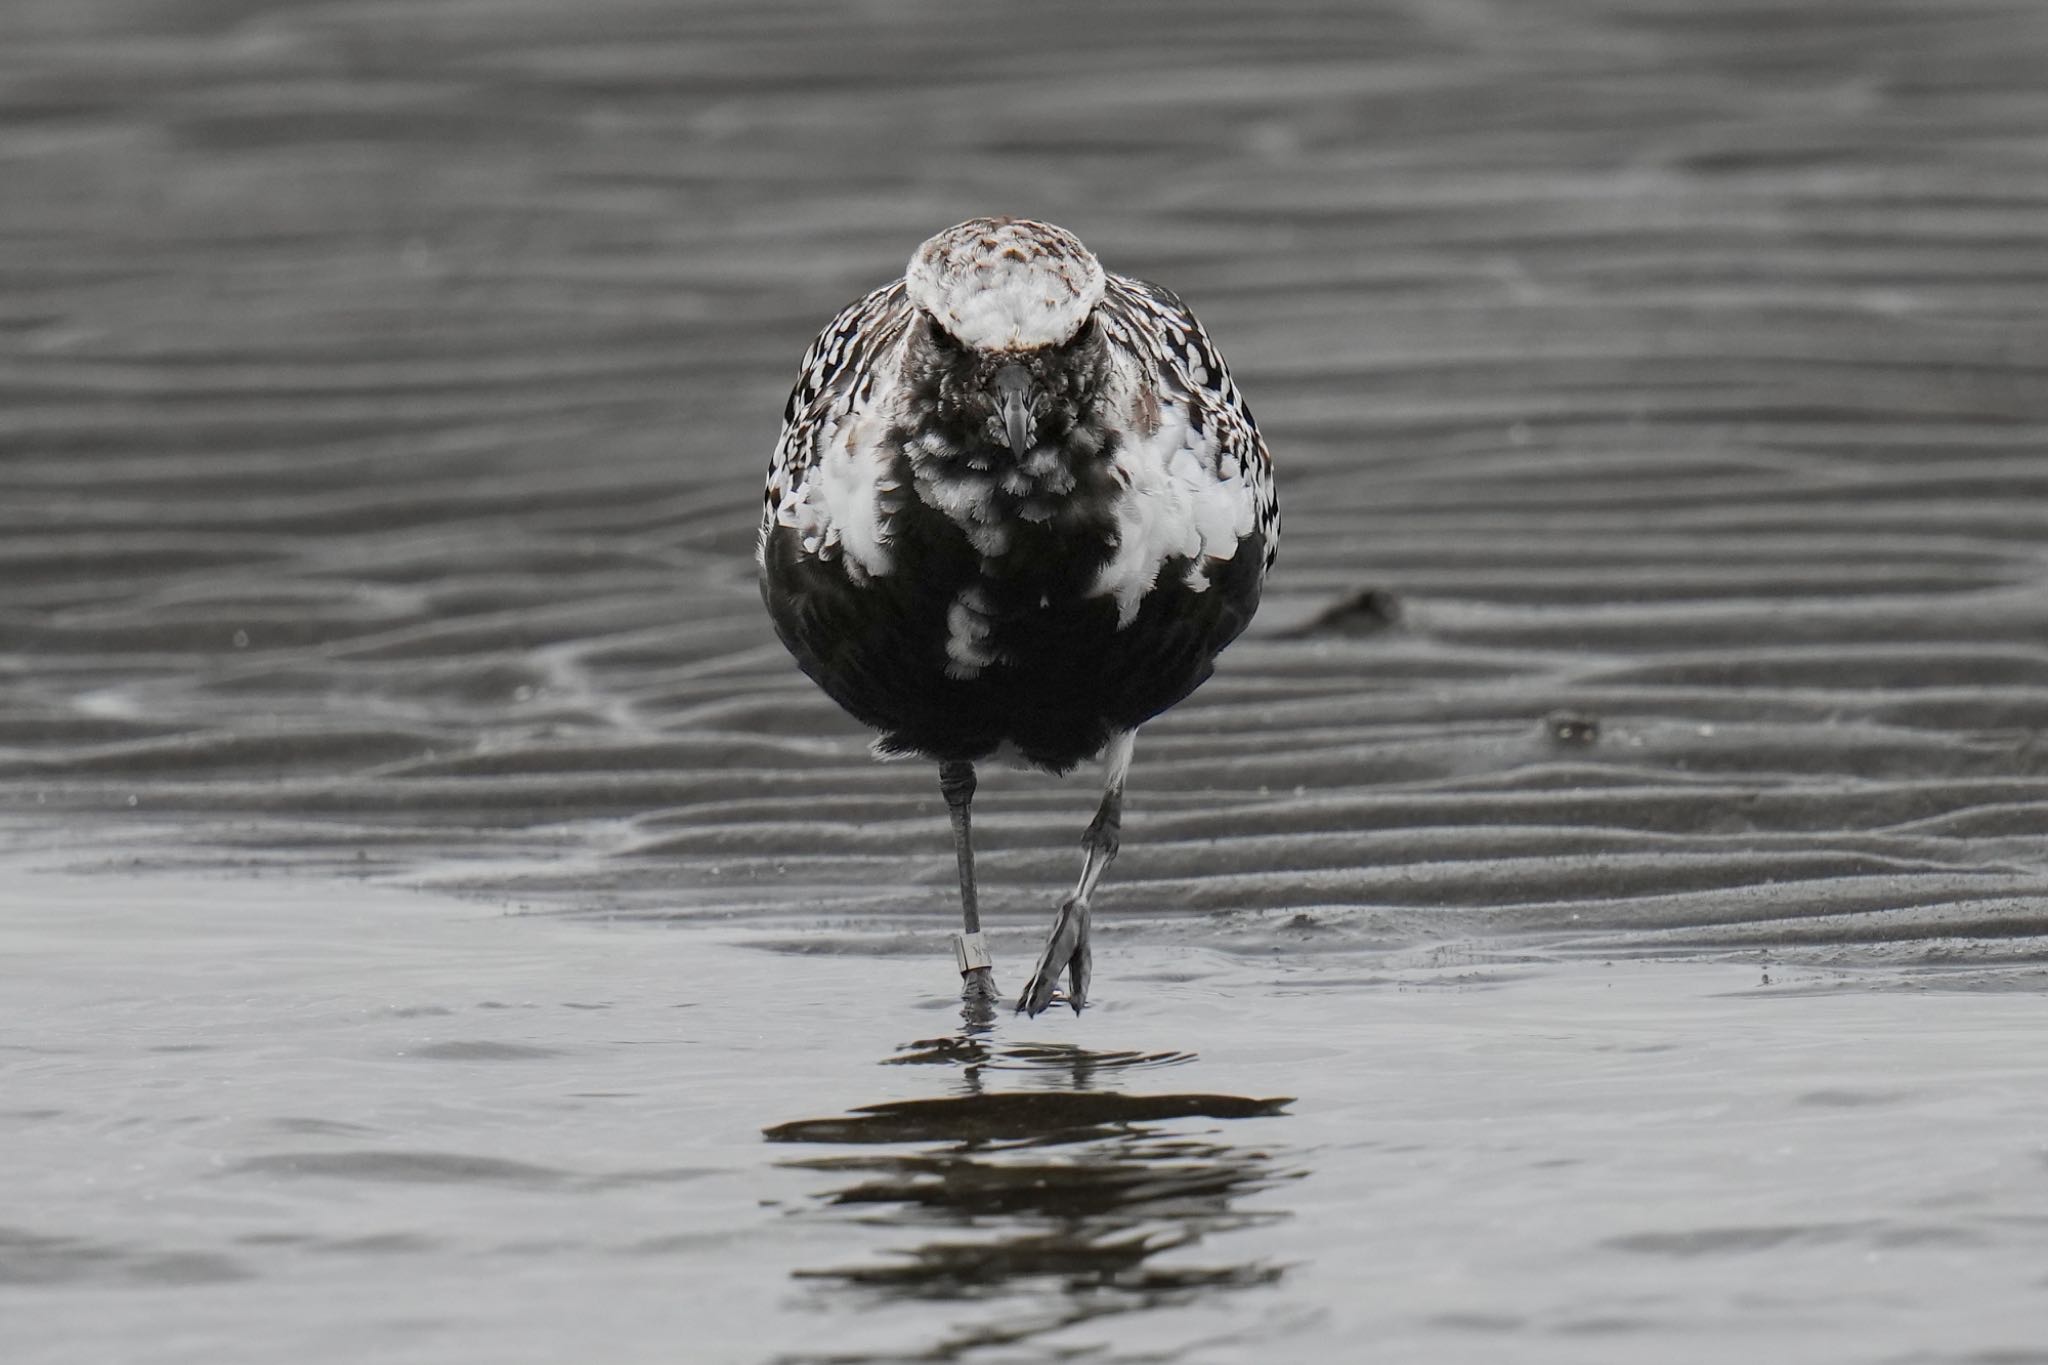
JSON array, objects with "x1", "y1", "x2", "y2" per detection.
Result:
[
  {"x1": 943, "y1": 583, "x2": 999, "y2": 678},
  {"x1": 1091, "y1": 396, "x2": 1257, "y2": 627}
]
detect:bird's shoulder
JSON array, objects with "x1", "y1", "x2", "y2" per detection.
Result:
[
  {"x1": 1098, "y1": 275, "x2": 1259, "y2": 436},
  {"x1": 768, "y1": 281, "x2": 915, "y2": 499},
  {"x1": 1095, "y1": 273, "x2": 1279, "y2": 571}
]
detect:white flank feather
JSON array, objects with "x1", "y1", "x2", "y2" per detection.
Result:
[
  {"x1": 778, "y1": 401, "x2": 898, "y2": 581},
  {"x1": 1090, "y1": 397, "x2": 1256, "y2": 627}
]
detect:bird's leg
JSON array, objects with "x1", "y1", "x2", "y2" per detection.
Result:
[
  {"x1": 1019, "y1": 731, "x2": 1135, "y2": 1017},
  {"x1": 940, "y1": 760, "x2": 997, "y2": 1002}
]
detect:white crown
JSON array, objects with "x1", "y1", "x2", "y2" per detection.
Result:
[{"x1": 905, "y1": 218, "x2": 1106, "y2": 352}]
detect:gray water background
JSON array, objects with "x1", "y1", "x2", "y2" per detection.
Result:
[
  {"x1": 8, "y1": 868, "x2": 2048, "y2": 1364},
  {"x1": 5, "y1": 0, "x2": 2048, "y2": 1360}
]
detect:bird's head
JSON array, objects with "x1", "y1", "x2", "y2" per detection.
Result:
[{"x1": 903, "y1": 217, "x2": 1110, "y2": 461}]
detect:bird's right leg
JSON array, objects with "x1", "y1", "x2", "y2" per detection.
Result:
[
  {"x1": 940, "y1": 760, "x2": 997, "y2": 1001},
  {"x1": 1018, "y1": 731, "x2": 1135, "y2": 1017}
]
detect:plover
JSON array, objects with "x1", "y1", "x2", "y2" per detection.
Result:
[{"x1": 758, "y1": 217, "x2": 1277, "y2": 1016}]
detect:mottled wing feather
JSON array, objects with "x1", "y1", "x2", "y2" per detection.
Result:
[
  {"x1": 762, "y1": 280, "x2": 913, "y2": 529},
  {"x1": 1097, "y1": 274, "x2": 1280, "y2": 571}
]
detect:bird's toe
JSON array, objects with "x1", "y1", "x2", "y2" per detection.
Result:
[
  {"x1": 1066, "y1": 936, "x2": 1091, "y2": 1015},
  {"x1": 1016, "y1": 896, "x2": 1086, "y2": 1018},
  {"x1": 960, "y1": 965, "x2": 999, "y2": 1002}
]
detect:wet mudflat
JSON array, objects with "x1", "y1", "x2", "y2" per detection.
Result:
[
  {"x1": 4, "y1": 0, "x2": 2047, "y2": 964},
  {"x1": 5, "y1": 0, "x2": 2048, "y2": 1359},
  {"x1": 6, "y1": 867, "x2": 2048, "y2": 1365}
]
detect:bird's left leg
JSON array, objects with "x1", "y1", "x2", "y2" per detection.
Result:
[
  {"x1": 940, "y1": 760, "x2": 998, "y2": 1002},
  {"x1": 1018, "y1": 730, "x2": 1135, "y2": 1017}
]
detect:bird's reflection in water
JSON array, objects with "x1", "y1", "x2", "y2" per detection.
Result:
[{"x1": 764, "y1": 1010, "x2": 1299, "y2": 1363}]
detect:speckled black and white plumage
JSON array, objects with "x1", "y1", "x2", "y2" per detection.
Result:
[{"x1": 757, "y1": 217, "x2": 1277, "y2": 1016}]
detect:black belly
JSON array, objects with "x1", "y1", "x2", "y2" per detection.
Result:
[{"x1": 759, "y1": 511, "x2": 1265, "y2": 774}]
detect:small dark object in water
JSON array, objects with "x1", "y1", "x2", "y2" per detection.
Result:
[
  {"x1": 1286, "y1": 585, "x2": 1402, "y2": 637},
  {"x1": 758, "y1": 218, "x2": 1278, "y2": 1017},
  {"x1": 1545, "y1": 710, "x2": 1600, "y2": 746}
]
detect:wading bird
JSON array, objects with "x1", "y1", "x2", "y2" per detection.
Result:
[{"x1": 758, "y1": 218, "x2": 1276, "y2": 1016}]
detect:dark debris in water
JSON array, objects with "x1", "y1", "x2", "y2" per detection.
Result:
[
  {"x1": 1278, "y1": 586, "x2": 1404, "y2": 638},
  {"x1": 1545, "y1": 710, "x2": 1601, "y2": 746}
]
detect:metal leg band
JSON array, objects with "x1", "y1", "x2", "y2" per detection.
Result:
[{"x1": 953, "y1": 931, "x2": 993, "y2": 974}]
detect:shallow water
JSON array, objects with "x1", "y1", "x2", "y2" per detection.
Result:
[{"x1": 6, "y1": 866, "x2": 2047, "y2": 1364}]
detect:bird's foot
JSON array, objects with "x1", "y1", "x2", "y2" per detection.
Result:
[
  {"x1": 1017, "y1": 895, "x2": 1090, "y2": 1018},
  {"x1": 954, "y1": 932, "x2": 998, "y2": 1005},
  {"x1": 960, "y1": 965, "x2": 998, "y2": 1027}
]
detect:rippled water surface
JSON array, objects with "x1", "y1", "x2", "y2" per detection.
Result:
[
  {"x1": 5, "y1": 0, "x2": 2048, "y2": 1358},
  {"x1": 8, "y1": 867, "x2": 2048, "y2": 1364}
]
